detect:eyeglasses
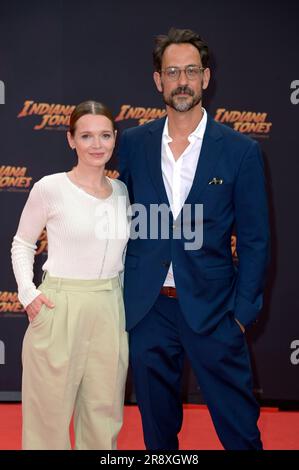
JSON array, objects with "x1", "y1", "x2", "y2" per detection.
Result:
[{"x1": 160, "y1": 65, "x2": 205, "y2": 81}]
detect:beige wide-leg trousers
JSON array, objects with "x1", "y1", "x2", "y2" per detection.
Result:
[{"x1": 21, "y1": 274, "x2": 128, "y2": 450}]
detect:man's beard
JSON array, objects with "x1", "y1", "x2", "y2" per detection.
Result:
[{"x1": 162, "y1": 85, "x2": 202, "y2": 112}]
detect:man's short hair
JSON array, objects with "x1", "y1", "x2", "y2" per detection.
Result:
[{"x1": 153, "y1": 27, "x2": 209, "y2": 72}]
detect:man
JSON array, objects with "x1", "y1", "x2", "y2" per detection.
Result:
[{"x1": 119, "y1": 27, "x2": 269, "y2": 450}]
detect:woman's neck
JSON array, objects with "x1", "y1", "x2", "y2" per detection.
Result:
[{"x1": 73, "y1": 164, "x2": 106, "y2": 188}]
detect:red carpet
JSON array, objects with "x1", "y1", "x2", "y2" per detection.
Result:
[{"x1": 0, "y1": 404, "x2": 298, "y2": 450}]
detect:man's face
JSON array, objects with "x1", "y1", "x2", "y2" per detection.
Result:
[{"x1": 154, "y1": 43, "x2": 210, "y2": 112}]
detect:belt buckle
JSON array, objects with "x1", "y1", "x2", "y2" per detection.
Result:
[{"x1": 168, "y1": 287, "x2": 176, "y2": 298}]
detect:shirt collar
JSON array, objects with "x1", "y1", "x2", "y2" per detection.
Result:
[{"x1": 162, "y1": 107, "x2": 207, "y2": 143}]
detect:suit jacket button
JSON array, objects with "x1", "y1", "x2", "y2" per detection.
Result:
[{"x1": 162, "y1": 261, "x2": 170, "y2": 268}]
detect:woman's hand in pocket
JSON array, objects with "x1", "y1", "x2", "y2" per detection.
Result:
[{"x1": 26, "y1": 294, "x2": 55, "y2": 322}]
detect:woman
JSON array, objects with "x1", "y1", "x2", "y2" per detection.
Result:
[{"x1": 11, "y1": 101, "x2": 129, "y2": 450}]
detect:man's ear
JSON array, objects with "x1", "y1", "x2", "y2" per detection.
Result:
[
  {"x1": 202, "y1": 67, "x2": 211, "y2": 90},
  {"x1": 153, "y1": 71, "x2": 163, "y2": 92}
]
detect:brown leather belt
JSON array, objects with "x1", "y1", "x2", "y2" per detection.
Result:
[{"x1": 160, "y1": 286, "x2": 178, "y2": 298}]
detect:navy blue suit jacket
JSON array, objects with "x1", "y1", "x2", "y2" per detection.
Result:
[{"x1": 118, "y1": 115, "x2": 270, "y2": 334}]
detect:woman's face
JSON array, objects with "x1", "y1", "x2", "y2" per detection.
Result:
[{"x1": 67, "y1": 114, "x2": 116, "y2": 168}]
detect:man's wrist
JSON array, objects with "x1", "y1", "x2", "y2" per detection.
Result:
[{"x1": 235, "y1": 317, "x2": 245, "y2": 333}]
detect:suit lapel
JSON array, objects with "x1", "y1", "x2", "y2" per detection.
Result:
[
  {"x1": 144, "y1": 115, "x2": 224, "y2": 209},
  {"x1": 145, "y1": 117, "x2": 170, "y2": 206},
  {"x1": 184, "y1": 115, "x2": 224, "y2": 205}
]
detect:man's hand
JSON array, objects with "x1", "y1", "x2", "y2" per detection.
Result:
[
  {"x1": 26, "y1": 293, "x2": 55, "y2": 322},
  {"x1": 235, "y1": 318, "x2": 245, "y2": 333}
]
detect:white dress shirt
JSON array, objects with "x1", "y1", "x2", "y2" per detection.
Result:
[{"x1": 161, "y1": 108, "x2": 208, "y2": 287}]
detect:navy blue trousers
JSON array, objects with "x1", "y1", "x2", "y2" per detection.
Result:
[{"x1": 129, "y1": 294, "x2": 262, "y2": 450}]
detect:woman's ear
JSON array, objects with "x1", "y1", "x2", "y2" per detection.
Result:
[{"x1": 67, "y1": 131, "x2": 75, "y2": 149}]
